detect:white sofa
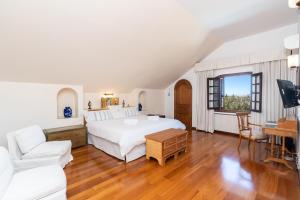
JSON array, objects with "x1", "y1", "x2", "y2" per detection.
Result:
[
  {"x1": 6, "y1": 125, "x2": 73, "y2": 171},
  {"x1": 0, "y1": 147, "x2": 67, "y2": 200}
]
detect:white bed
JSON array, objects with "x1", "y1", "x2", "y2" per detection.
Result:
[{"x1": 86, "y1": 109, "x2": 185, "y2": 162}]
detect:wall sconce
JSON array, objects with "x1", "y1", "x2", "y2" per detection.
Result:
[
  {"x1": 289, "y1": 0, "x2": 300, "y2": 8},
  {"x1": 104, "y1": 92, "x2": 114, "y2": 98},
  {"x1": 284, "y1": 34, "x2": 299, "y2": 68},
  {"x1": 288, "y1": 52, "x2": 299, "y2": 68}
]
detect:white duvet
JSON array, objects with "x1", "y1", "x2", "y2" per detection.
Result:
[{"x1": 87, "y1": 115, "x2": 186, "y2": 156}]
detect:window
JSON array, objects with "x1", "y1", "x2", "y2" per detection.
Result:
[
  {"x1": 207, "y1": 72, "x2": 262, "y2": 113},
  {"x1": 207, "y1": 78, "x2": 221, "y2": 110},
  {"x1": 251, "y1": 73, "x2": 262, "y2": 112}
]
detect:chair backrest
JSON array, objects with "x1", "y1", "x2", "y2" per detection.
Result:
[
  {"x1": 0, "y1": 147, "x2": 14, "y2": 199},
  {"x1": 6, "y1": 131, "x2": 23, "y2": 160},
  {"x1": 236, "y1": 112, "x2": 250, "y2": 131},
  {"x1": 6, "y1": 125, "x2": 46, "y2": 159}
]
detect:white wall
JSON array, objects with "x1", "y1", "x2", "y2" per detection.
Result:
[
  {"x1": 164, "y1": 23, "x2": 298, "y2": 132},
  {"x1": 214, "y1": 113, "x2": 239, "y2": 133},
  {"x1": 0, "y1": 82, "x2": 84, "y2": 147},
  {"x1": 84, "y1": 88, "x2": 165, "y2": 115},
  {"x1": 197, "y1": 23, "x2": 297, "y2": 71},
  {"x1": 204, "y1": 24, "x2": 297, "y2": 62},
  {"x1": 131, "y1": 89, "x2": 165, "y2": 115},
  {"x1": 57, "y1": 88, "x2": 78, "y2": 118}
]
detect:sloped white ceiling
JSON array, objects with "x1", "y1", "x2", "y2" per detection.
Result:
[
  {"x1": 177, "y1": 0, "x2": 298, "y2": 41},
  {"x1": 0, "y1": 0, "x2": 297, "y2": 92}
]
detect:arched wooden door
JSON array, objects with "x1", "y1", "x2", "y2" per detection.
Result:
[{"x1": 174, "y1": 79, "x2": 192, "y2": 131}]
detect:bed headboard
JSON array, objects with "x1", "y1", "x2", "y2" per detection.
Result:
[{"x1": 84, "y1": 107, "x2": 138, "y2": 126}]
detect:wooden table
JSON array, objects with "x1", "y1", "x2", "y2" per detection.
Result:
[
  {"x1": 145, "y1": 128, "x2": 188, "y2": 166},
  {"x1": 263, "y1": 117, "x2": 297, "y2": 169}
]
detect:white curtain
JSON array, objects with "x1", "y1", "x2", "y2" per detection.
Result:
[
  {"x1": 195, "y1": 70, "x2": 214, "y2": 133},
  {"x1": 251, "y1": 60, "x2": 296, "y2": 125}
]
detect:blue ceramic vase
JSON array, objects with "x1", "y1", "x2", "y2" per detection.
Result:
[
  {"x1": 64, "y1": 107, "x2": 72, "y2": 118},
  {"x1": 138, "y1": 103, "x2": 142, "y2": 111}
]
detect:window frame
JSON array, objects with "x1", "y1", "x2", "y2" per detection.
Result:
[
  {"x1": 251, "y1": 72, "x2": 263, "y2": 113},
  {"x1": 207, "y1": 77, "x2": 221, "y2": 110},
  {"x1": 208, "y1": 72, "x2": 253, "y2": 113}
]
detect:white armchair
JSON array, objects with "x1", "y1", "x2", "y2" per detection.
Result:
[
  {"x1": 0, "y1": 147, "x2": 67, "y2": 200},
  {"x1": 6, "y1": 125, "x2": 73, "y2": 171}
]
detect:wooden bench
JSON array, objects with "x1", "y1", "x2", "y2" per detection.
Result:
[{"x1": 145, "y1": 128, "x2": 188, "y2": 166}]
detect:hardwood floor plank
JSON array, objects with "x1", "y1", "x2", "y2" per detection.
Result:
[{"x1": 65, "y1": 131, "x2": 300, "y2": 200}]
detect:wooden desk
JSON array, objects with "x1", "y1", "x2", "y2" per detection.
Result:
[{"x1": 263, "y1": 117, "x2": 297, "y2": 169}]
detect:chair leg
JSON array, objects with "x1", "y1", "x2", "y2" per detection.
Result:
[
  {"x1": 237, "y1": 135, "x2": 242, "y2": 150},
  {"x1": 248, "y1": 138, "x2": 251, "y2": 148},
  {"x1": 253, "y1": 141, "x2": 256, "y2": 159}
]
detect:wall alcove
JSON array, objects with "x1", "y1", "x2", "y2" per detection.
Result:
[
  {"x1": 138, "y1": 90, "x2": 146, "y2": 111},
  {"x1": 57, "y1": 88, "x2": 78, "y2": 119}
]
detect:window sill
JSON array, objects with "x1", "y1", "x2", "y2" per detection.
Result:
[
  {"x1": 214, "y1": 112, "x2": 237, "y2": 116},
  {"x1": 214, "y1": 111, "x2": 251, "y2": 117}
]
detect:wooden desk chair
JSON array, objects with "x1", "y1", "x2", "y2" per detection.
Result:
[{"x1": 236, "y1": 112, "x2": 267, "y2": 152}]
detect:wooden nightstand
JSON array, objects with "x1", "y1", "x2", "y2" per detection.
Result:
[
  {"x1": 44, "y1": 125, "x2": 87, "y2": 148},
  {"x1": 145, "y1": 128, "x2": 188, "y2": 166}
]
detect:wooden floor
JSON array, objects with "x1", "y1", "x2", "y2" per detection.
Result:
[{"x1": 64, "y1": 131, "x2": 300, "y2": 200}]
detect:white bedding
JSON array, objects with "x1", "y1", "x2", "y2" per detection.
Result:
[{"x1": 87, "y1": 115, "x2": 185, "y2": 156}]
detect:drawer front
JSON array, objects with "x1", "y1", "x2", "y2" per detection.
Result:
[
  {"x1": 70, "y1": 129, "x2": 86, "y2": 138},
  {"x1": 71, "y1": 137, "x2": 87, "y2": 148},
  {"x1": 163, "y1": 144, "x2": 177, "y2": 156},
  {"x1": 47, "y1": 128, "x2": 87, "y2": 148},
  {"x1": 177, "y1": 134, "x2": 187, "y2": 142},
  {"x1": 47, "y1": 132, "x2": 71, "y2": 141},
  {"x1": 163, "y1": 137, "x2": 177, "y2": 148},
  {"x1": 177, "y1": 141, "x2": 186, "y2": 150}
]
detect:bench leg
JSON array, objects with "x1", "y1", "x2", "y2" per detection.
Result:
[
  {"x1": 158, "y1": 158, "x2": 165, "y2": 166},
  {"x1": 174, "y1": 152, "x2": 178, "y2": 160}
]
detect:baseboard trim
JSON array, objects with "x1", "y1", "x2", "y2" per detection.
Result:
[
  {"x1": 214, "y1": 130, "x2": 239, "y2": 137},
  {"x1": 191, "y1": 128, "x2": 238, "y2": 136},
  {"x1": 192, "y1": 127, "x2": 213, "y2": 134}
]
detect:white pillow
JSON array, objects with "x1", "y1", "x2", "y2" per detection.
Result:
[
  {"x1": 124, "y1": 109, "x2": 129, "y2": 117},
  {"x1": 98, "y1": 111, "x2": 104, "y2": 120},
  {"x1": 125, "y1": 107, "x2": 138, "y2": 117},
  {"x1": 15, "y1": 125, "x2": 46, "y2": 154},
  {"x1": 111, "y1": 109, "x2": 126, "y2": 119},
  {"x1": 85, "y1": 112, "x2": 96, "y2": 122},
  {"x1": 95, "y1": 112, "x2": 102, "y2": 121},
  {"x1": 93, "y1": 110, "x2": 113, "y2": 121},
  {"x1": 104, "y1": 110, "x2": 113, "y2": 120},
  {"x1": 131, "y1": 107, "x2": 138, "y2": 116}
]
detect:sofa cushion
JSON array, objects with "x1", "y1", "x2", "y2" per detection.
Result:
[
  {"x1": 2, "y1": 165, "x2": 66, "y2": 200},
  {"x1": 0, "y1": 148, "x2": 14, "y2": 200},
  {"x1": 22, "y1": 141, "x2": 72, "y2": 160},
  {"x1": 15, "y1": 125, "x2": 46, "y2": 154}
]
